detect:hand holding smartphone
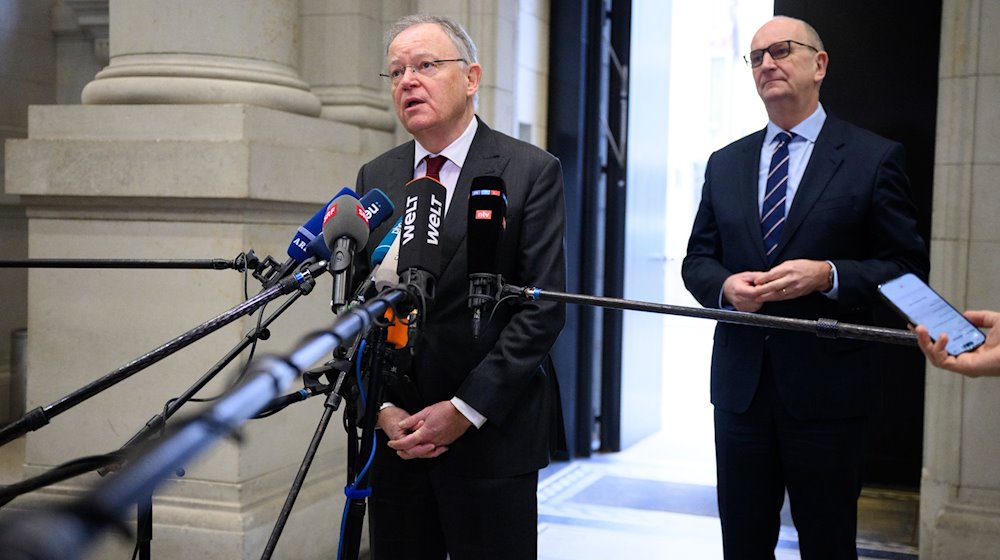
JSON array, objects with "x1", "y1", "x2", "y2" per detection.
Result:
[{"x1": 878, "y1": 272, "x2": 986, "y2": 356}]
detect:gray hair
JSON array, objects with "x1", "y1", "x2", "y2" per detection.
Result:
[{"x1": 385, "y1": 14, "x2": 479, "y2": 63}]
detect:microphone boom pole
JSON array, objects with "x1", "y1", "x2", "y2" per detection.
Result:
[
  {"x1": 0, "y1": 257, "x2": 249, "y2": 270},
  {"x1": 505, "y1": 285, "x2": 917, "y2": 347},
  {"x1": 0, "y1": 287, "x2": 414, "y2": 560},
  {"x1": 0, "y1": 261, "x2": 328, "y2": 447}
]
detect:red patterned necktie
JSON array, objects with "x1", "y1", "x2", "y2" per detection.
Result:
[{"x1": 424, "y1": 155, "x2": 447, "y2": 180}]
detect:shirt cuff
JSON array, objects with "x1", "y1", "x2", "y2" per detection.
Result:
[
  {"x1": 822, "y1": 260, "x2": 839, "y2": 300},
  {"x1": 451, "y1": 396, "x2": 487, "y2": 429},
  {"x1": 718, "y1": 288, "x2": 734, "y2": 310}
]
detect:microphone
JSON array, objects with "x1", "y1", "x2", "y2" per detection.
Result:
[
  {"x1": 372, "y1": 216, "x2": 402, "y2": 267},
  {"x1": 322, "y1": 193, "x2": 371, "y2": 313},
  {"x1": 255, "y1": 187, "x2": 357, "y2": 288},
  {"x1": 347, "y1": 217, "x2": 403, "y2": 305},
  {"x1": 397, "y1": 176, "x2": 447, "y2": 304},
  {"x1": 360, "y1": 188, "x2": 395, "y2": 231},
  {"x1": 467, "y1": 176, "x2": 507, "y2": 340},
  {"x1": 373, "y1": 218, "x2": 402, "y2": 292},
  {"x1": 306, "y1": 188, "x2": 395, "y2": 262}
]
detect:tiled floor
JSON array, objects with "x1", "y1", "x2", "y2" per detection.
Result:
[{"x1": 537, "y1": 431, "x2": 919, "y2": 560}]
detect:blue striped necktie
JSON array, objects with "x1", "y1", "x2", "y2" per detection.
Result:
[{"x1": 761, "y1": 132, "x2": 793, "y2": 263}]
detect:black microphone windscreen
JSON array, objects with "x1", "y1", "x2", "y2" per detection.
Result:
[
  {"x1": 322, "y1": 194, "x2": 371, "y2": 250},
  {"x1": 468, "y1": 176, "x2": 507, "y2": 274},
  {"x1": 397, "y1": 176, "x2": 446, "y2": 278}
]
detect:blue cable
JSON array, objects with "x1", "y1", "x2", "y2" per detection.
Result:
[
  {"x1": 337, "y1": 337, "x2": 377, "y2": 559},
  {"x1": 355, "y1": 338, "x2": 367, "y2": 408},
  {"x1": 337, "y1": 432, "x2": 378, "y2": 559}
]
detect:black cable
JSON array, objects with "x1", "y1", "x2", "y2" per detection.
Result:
[
  {"x1": 0, "y1": 453, "x2": 122, "y2": 507},
  {"x1": 486, "y1": 293, "x2": 520, "y2": 327}
]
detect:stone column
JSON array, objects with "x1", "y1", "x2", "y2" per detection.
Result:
[
  {"x1": 1, "y1": 1, "x2": 375, "y2": 558},
  {"x1": 921, "y1": 0, "x2": 1000, "y2": 557},
  {"x1": 461, "y1": 0, "x2": 520, "y2": 136},
  {"x1": 0, "y1": 0, "x2": 55, "y2": 432},
  {"x1": 300, "y1": 0, "x2": 395, "y2": 131},
  {"x1": 81, "y1": 0, "x2": 321, "y2": 116},
  {"x1": 50, "y1": 0, "x2": 109, "y2": 104}
]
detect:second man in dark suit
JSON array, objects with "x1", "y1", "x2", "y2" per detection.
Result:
[
  {"x1": 682, "y1": 16, "x2": 929, "y2": 559},
  {"x1": 354, "y1": 14, "x2": 566, "y2": 560}
]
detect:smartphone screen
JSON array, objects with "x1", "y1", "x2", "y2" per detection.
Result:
[{"x1": 879, "y1": 273, "x2": 986, "y2": 356}]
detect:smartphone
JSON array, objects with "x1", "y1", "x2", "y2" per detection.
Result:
[{"x1": 878, "y1": 272, "x2": 986, "y2": 356}]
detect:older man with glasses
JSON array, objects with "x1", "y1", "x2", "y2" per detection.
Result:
[
  {"x1": 682, "y1": 16, "x2": 928, "y2": 559},
  {"x1": 352, "y1": 14, "x2": 566, "y2": 560}
]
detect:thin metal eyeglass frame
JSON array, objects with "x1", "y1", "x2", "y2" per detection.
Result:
[
  {"x1": 744, "y1": 40, "x2": 818, "y2": 68},
  {"x1": 379, "y1": 59, "x2": 467, "y2": 86}
]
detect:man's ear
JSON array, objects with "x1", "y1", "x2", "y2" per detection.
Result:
[
  {"x1": 814, "y1": 51, "x2": 829, "y2": 84},
  {"x1": 465, "y1": 63, "x2": 483, "y2": 97}
]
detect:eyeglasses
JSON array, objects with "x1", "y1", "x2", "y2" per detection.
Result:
[
  {"x1": 380, "y1": 58, "x2": 467, "y2": 86},
  {"x1": 744, "y1": 40, "x2": 818, "y2": 68}
]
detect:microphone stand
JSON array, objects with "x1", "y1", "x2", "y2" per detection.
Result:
[
  {"x1": 105, "y1": 288, "x2": 317, "y2": 467},
  {"x1": 0, "y1": 261, "x2": 328, "y2": 447},
  {"x1": 500, "y1": 284, "x2": 917, "y2": 346},
  {"x1": 259, "y1": 269, "x2": 431, "y2": 560},
  {"x1": 468, "y1": 272, "x2": 502, "y2": 342},
  {"x1": 257, "y1": 367, "x2": 348, "y2": 560},
  {"x1": 338, "y1": 324, "x2": 389, "y2": 560},
  {"x1": 0, "y1": 287, "x2": 414, "y2": 560},
  {"x1": 0, "y1": 255, "x2": 254, "y2": 271},
  {"x1": 256, "y1": 344, "x2": 356, "y2": 560},
  {"x1": 110, "y1": 287, "x2": 317, "y2": 560},
  {"x1": 0, "y1": 283, "x2": 318, "y2": 504},
  {"x1": 259, "y1": 301, "x2": 404, "y2": 560},
  {"x1": 0, "y1": 266, "x2": 325, "y2": 560}
]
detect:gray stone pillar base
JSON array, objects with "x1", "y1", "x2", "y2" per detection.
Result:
[{"x1": 82, "y1": 55, "x2": 322, "y2": 117}]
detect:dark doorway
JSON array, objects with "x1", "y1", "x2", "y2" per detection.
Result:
[{"x1": 774, "y1": 0, "x2": 941, "y2": 488}]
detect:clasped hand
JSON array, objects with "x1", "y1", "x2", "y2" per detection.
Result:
[
  {"x1": 378, "y1": 401, "x2": 473, "y2": 460},
  {"x1": 723, "y1": 259, "x2": 831, "y2": 312}
]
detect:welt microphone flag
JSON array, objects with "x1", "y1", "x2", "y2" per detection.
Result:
[{"x1": 397, "y1": 176, "x2": 446, "y2": 279}]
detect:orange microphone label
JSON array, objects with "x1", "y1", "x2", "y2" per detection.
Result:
[{"x1": 385, "y1": 308, "x2": 408, "y2": 350}]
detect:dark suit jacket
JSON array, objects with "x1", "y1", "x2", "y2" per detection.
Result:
[
  {"x1": 682, "y1": 114, "x2": 929, "y2": 420},
  {"x1": 355, "y1": 117, "x2": 567, "y2": 477}
]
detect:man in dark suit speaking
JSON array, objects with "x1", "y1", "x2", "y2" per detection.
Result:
[
  {"x1": 354, "y1": 14, "x2": 566, "y2": 560},
  {"x1": 682, "y1": 16, "x2": 928, "y2": 559}
]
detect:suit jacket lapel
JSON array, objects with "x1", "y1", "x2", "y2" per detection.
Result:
[
  {"x1": 364, "y1": 142, "x2": 416, "y2": 256},
  {"x1": 741, "y1": 129, "x2": 769, "y2": 265},
  {"x1": 778, "y1": 117, "x2": 845, "y2": 253},
  {"x1": 383, "y1": 141, "x2": 416, "y2": 204},
  {"x1": 439, "y1": 118, "x2": 509, "y2": 275}
]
